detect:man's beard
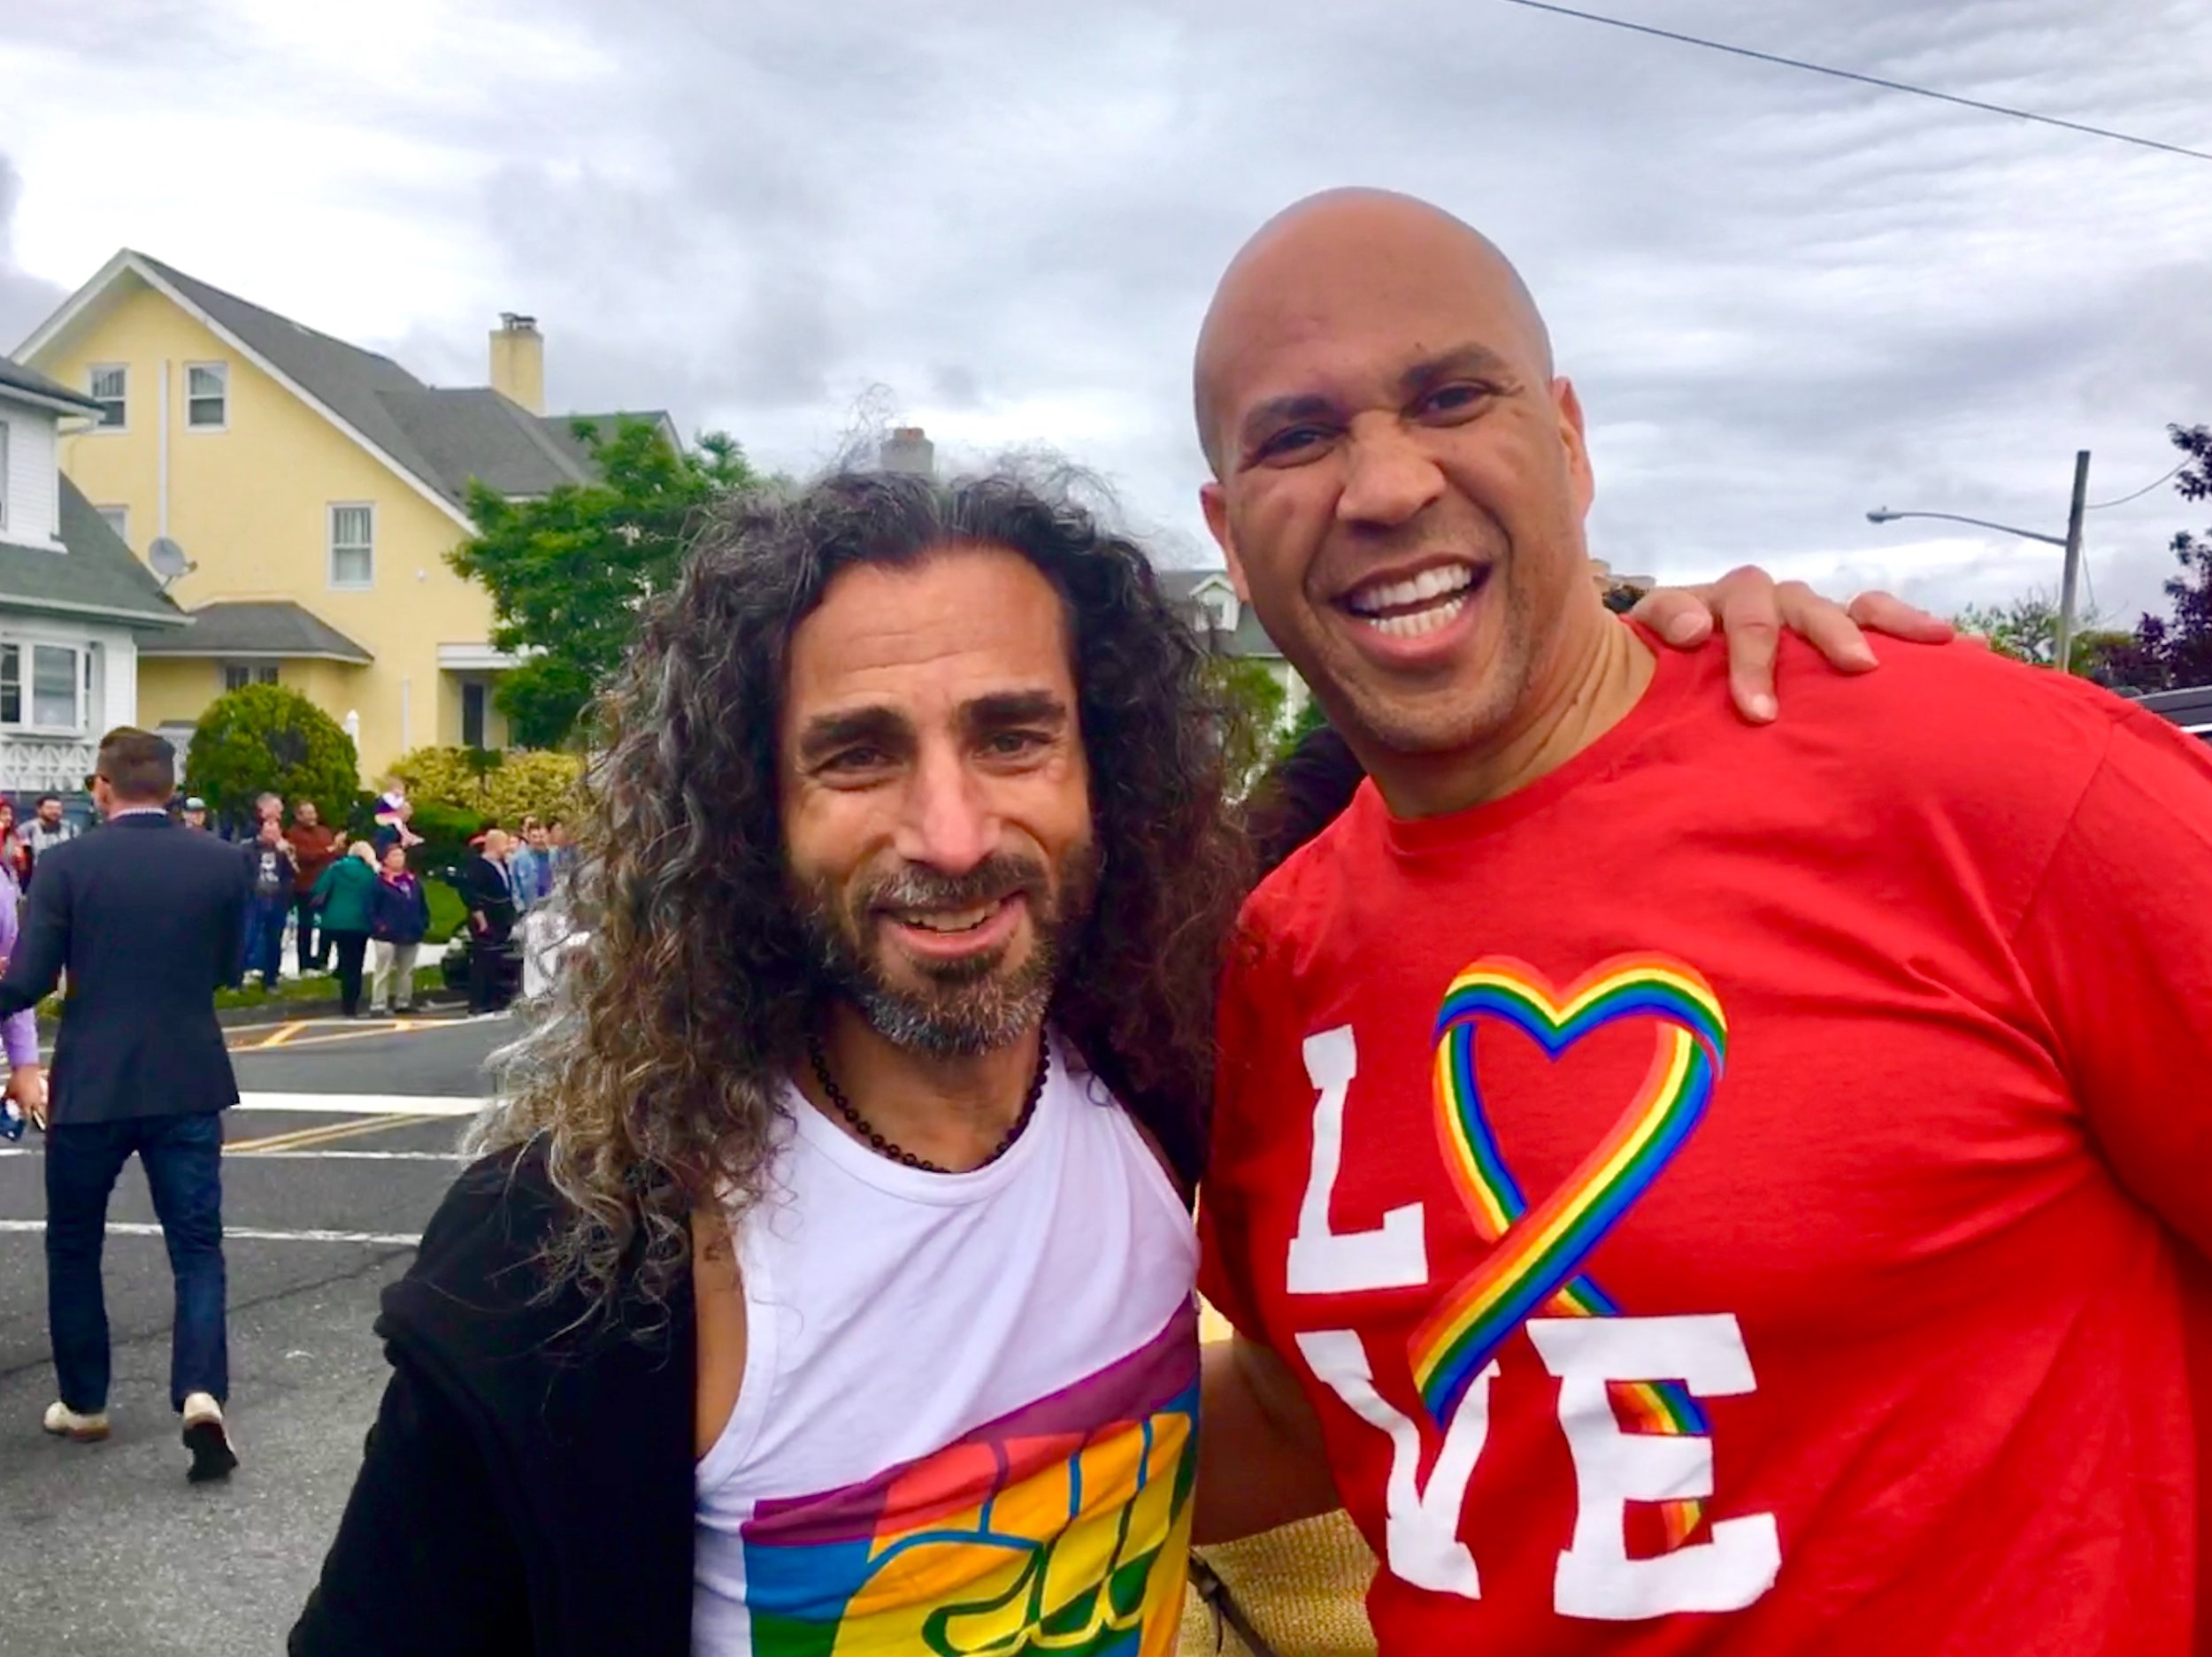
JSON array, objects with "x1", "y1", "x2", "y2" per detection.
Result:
[{"x1": 793, "y1": 843, "x2": 1100, "y2": 1057}]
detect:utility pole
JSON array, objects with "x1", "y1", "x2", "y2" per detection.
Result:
[{"x1": 2054, "y1": 449, "x2": 2092, "y2": 675}]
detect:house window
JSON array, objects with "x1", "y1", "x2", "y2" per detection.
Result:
[
  {"x1": 328, "y1": 503, "x2": 373, "y2": 588},
  {"x1": 96, "y1": 505, "x2": 128, "y2": 546},
  {"x1": 223, "y1": 663, "x2": 280, "y2": 693},
  {"x1": 0, "y1": 642, "x2": 87, "y2": 732},
  {"x1": 186, "y1": 363, "x2": 228, "y2": 428},
  {"x1": 461, "y1": 682, "x2": 488, "y2": 750},
  {"x1": 88, "y1": 365, "x2": 127, "y2": 429}
]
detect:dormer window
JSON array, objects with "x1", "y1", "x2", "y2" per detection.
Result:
[
  {"x1": 88, "y1": 364, "x2": 127, "y2": 429},
  {"x1": 187, "y1": 363, "x2": 228, "y2": 428},
  {"x1": 1203, "y1": 588, "x2": 1238, "y2": 633}
]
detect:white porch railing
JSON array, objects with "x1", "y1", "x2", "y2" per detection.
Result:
[{"x1": 0, "y1": 738, "x2": 97, "y2": 795}]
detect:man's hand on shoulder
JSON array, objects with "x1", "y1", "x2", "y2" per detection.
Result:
[{"x1": 1632, "y1": 571, "x2": 1954, "y2": 724}]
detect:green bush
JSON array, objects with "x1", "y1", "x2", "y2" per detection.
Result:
[
  {"x1": 388, "y1": 745, "x2": 583, "y2": 827},
  {"x1": 184, "y1": 685, "x2": 360, "y2": 831}
]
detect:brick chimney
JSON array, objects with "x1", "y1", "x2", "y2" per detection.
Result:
[
  {"x1": 489, "y1": 312, "x2": 544, "y2": 414},
  {"x1": 879, "y1": 426, "x2": 935, "y2": 478}
]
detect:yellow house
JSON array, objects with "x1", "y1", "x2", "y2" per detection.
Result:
[{"x1": 12, "y1": 251, "x2": 674, "y2": 781}]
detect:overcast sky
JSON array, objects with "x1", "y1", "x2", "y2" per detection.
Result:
[{"x1": 4, "y1": 0, "x2": 2208, "y2": 625}]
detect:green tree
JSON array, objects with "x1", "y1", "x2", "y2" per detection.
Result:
[
  {"x1": 184, "y1": 685, "x2": 360, "y2": 832},
  {"x1": 449, "y1": 418, "x2": 764, "y2": 748},
  {"x1": 1205, "y1": 656, "x2": 1289, "y2": 797},
  {"x1": 1951, "y1": 587, "x2": 2111, "y2": 673}
]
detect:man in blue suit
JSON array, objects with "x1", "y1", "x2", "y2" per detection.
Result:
[{"x1": 0, "y1": 727, "x2": 250, "y2": 1482}]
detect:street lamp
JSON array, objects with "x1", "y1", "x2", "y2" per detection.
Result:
[{"x1": 1866, "y1": 449, "x2": 2093, "y2": 671}]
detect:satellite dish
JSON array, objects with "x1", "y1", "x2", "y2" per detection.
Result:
[{"x1": 147, "y1": 536, "x2": 196, "y2": 590}]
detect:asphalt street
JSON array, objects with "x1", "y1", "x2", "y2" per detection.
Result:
[{"x1": 0, "y1": 1012, "x2": 512, "y2": 1657}]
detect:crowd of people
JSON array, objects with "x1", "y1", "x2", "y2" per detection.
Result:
[{"x1": 0, "y1": 780, "x2": 578, "y2": 1024}]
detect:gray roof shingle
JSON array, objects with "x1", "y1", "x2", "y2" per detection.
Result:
[
  {"x1": 137, "y1": 600, "x2": 372, "y2": 662},
  {"x1": 0, "y1": 475, "x2": 185, "y2": 628},
  {"x1": 376, "y1": 387, "x2": 593, "y2": 500}
]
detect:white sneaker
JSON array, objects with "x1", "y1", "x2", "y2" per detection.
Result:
[
  {"x1": 41, "y1": 1400, "x2": 110, "y2": 1442},
  {"x1": 180, "y1": 1392, "x2": 237, "y2": 1483}
]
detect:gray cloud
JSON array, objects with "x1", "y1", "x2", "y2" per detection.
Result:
[
  {"x1": 0, "y1": 156, "x2": 66, "y2": 352},
  {"x1": 4, "y1": 0, "x2": 2209, "y2": 625}
]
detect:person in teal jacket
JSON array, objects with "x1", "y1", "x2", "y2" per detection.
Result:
[{"x1": 310, "y1": 841, "x2": 379, "y2": 1017}]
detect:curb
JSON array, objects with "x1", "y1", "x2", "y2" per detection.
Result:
[
  {"x1": 35, "y1": 987, "x2": 472, "y2": 1035},
  {"x1": 213, "y1": 991, "x2": 472, "y2": 1030}
]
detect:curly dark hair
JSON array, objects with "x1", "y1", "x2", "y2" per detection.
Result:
[{"x1": 473, "y1": 468, "x2": 1251, "y2": 1317}]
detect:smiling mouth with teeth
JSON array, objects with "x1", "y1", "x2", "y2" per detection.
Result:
[
  {"x1": 1340, "y1": 563, "x2": 1489, "y2": 639},
  {"x1": 894, "y1": 902, "x2": 1002, "y2": 934}
]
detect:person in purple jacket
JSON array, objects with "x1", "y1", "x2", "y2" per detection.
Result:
[{"x1": 0, "y1": 854, "x2": 45, "y2": 1128}]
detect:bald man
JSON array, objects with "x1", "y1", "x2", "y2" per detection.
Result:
[{"x1": 1192, "y1": 190, "x2": 2212, "y2": 1654}]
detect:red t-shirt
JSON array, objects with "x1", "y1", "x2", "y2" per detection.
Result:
[{"x1": 1201, "y1": 630, "x2": 2212, "y2": 1655}]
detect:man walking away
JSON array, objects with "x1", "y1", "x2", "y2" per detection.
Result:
[
  {"x1": 369, "y1": 843, "x2": 430, "y2": 1016},
  {"x1": 0, "y1": 727, "x2": 249, "y2": 1482},
  {"x1": 240, "y1": 820, "x2": 296, "y2": 991},
  {"x1": 288, "y1": 801, "x2": 340, "y2": 974},
  {"x1": 458, "y1": 828, "x2": 517, "y2": 1015}
]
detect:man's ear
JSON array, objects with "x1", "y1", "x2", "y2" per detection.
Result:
[
  {"x1": 1554, "y1": 377, "x2": 1596, "y2": 519},
  {"x1": 1200, "y1": 482, "x2": 1253, "y2": 602}
]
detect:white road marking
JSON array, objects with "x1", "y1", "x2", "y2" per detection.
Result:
[
  {"x1": 0, "y1": 1220, "x2": 420, "y2": 1246},
  {"x1": 232, "y1": 1093, "x2": 485, "y2": 1117}
]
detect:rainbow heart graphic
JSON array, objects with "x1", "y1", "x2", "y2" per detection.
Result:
[{"x1": 1408, "y1": 955, "x2": 1727, "y2": 1549}]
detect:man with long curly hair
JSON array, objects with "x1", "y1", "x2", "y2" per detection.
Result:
[{"x1": 293, "y1": 462, "x2": 1927, "y2": 1657}]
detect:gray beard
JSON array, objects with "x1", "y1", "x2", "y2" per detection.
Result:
[{"x1": 794, "y1": 847, "x2": 1095, "y2": 1058}]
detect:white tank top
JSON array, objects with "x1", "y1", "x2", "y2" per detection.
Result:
[{"x1": 692, "y1": 1032, "x2": 1200, "y2": 1655}]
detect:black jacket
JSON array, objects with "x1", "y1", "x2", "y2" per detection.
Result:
[
  {"x1": 0, "y1": 813, "x2": 248, "y2": 1124},
  {"x1": 457, "y1": 853, "x2": 518, "y2": 942},
  {"x1": 290, "y1": 1147, "x2": 696, "y2": 1657}
]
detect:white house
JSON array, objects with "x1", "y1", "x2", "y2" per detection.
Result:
[{"x1": 0, "y1": 354, "x2": 184, "y2": 802}]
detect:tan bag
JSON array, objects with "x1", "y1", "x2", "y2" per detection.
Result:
[{"x1": 1177, "y1": 1511, "x2": 1378, "y2": 1656}]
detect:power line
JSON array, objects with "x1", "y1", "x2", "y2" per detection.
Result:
[
  {"x1": 2086, "y1": 462, "x2": 2186, "y2": 510},
  {"x1": 1500, "y1": 0, "x2": 2212, "y2": 165}
]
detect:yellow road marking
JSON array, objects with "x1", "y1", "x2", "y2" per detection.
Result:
[
  {"x1": 227, "y1": 1112, "x2": 448, "y2": 1155},
  {"x1": 224, "y1": 1016, "x2": 450, "y2": 1055},
  {"x1": 256, "y1": 1021, "x2": 309, "y2": 1049}
]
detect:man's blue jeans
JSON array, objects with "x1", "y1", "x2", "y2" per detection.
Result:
[{"x1": 45, "y1": 1112, "x2": 227, "y2": 1414}]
